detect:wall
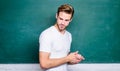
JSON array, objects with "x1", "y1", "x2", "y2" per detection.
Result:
[{"x1": 0, "y1": 0, "x2": 120, "y2": 63}]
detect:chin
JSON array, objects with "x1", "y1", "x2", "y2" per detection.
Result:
[
  {"x1": 60, "y1": 28, "x2": 65, "y2": 31},
  {"x1": 58, "y1": 27, "x2": 65, "y2": 31}
]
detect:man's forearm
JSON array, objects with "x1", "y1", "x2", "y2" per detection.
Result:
[{"x1": 40, "y1": 56, "x2": 69, "y2": 69}]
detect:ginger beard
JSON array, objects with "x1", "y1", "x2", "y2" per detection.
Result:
[{"x1": 56, "y1": 23, "x2": 66, "y2": 32}]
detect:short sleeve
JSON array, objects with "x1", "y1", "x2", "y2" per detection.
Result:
[
  {"x1": 67, "y1": 32, "x2": 72, "y2": 44},
  {"x1": 69, "y1": 33, "x2": 72, "y2": 43},
  {"x1": 39, "y1": 32, "x2": 52, "y2": 53},
  {"x1": 68, "y1": 33, "x2": 72, "y2": 53}
]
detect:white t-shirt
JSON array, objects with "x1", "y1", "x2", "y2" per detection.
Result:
[{"x1": 39, "y1": 26, "x2": 72, "y2": 71}]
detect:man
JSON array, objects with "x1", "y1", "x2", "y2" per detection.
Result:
[{"x1": 39, "y1": 4, "x2": 84, "y2": 71}]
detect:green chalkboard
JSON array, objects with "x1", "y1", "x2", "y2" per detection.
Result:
[{"x1": 0, "y1": 0, "x2": 120, "y2": 63}]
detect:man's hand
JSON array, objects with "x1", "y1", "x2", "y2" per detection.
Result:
[{"x1": 68, "y1": 51, "x2": 85, "y2": 64}]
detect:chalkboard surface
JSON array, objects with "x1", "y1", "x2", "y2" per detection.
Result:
[{"x1": 0, "y1": 0, "x2": 120, "y2": 63}]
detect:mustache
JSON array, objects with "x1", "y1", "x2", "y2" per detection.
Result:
[{"x1": 59, "y1": 24, "x2": 65, "y2": 26}]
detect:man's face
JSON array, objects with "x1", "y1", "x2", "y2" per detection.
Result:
[{"x1": 56, "y1": 12, "x2": 72, "y2": 32}]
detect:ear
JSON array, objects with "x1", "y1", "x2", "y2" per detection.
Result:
[
  {"x1": 70, "y1": 18, "x2": 72, "y2": 22},
  {"x1": 56, "y1": 13, "x2": 58, "y2": 19}
]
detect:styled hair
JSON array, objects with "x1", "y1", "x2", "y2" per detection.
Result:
[{"x1": 57, "y1": 4, "x2": 74, "y2": 19}]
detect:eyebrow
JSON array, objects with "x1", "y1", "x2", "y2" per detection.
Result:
[{"x1": 59, "y1": 16, "x2": 70, "y2": 21}]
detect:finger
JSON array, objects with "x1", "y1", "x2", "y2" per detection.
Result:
[
  {"x1": 76, "y1": 51, "x2": 79, "y2": 53},
  {"x1": 77, "y1": 54, "x2": 85, "y2": 60},
  {"x1": 81, "y1": 55, "x2": 85, "y2": 60},
  {"x1": 75, "y1": 51, "x2": 79, "y2": 55},
  {"x1": 82, "y1": 56, "x2": 85, "y2": 60}
]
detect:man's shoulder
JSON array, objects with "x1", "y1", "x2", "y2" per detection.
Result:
[
  {"x1": 41, "y1": 26, "x2": 54, "y2": 35},
  {"x1": 66, "y1": 30, "x2": 72, "y2": 36}
]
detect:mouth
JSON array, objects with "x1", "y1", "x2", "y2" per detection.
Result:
[{"x1": 59, "y1": 24, "x2": 65, "y2": 29}]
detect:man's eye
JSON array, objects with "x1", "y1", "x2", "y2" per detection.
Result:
[
  {"x1": 60, "y1": 18, "x2": 63, "y2": 20},
  {"x1": 65, "y1": 20, "x2": 70, "y2": 21}
]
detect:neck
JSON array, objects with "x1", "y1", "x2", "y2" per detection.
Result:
[{"x1": 54, "y1": 24, "x2": 65, "y2": 34}]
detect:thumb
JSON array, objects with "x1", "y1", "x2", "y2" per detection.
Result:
[{"x1": 75, "y1": 51, "x2": 79, "y2": 55}]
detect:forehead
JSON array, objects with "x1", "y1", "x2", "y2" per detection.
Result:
[{"x1": 58, "y1": 12, "x2": 72, "y2": 20}]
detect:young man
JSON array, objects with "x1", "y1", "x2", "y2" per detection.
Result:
[{"x1": 39, "y1": 4, "x2": 84, "y2": 71}]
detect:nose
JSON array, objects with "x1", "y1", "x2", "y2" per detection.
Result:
[{"x1": 61, "y1": 20, "x2": 65, "y2": 25}]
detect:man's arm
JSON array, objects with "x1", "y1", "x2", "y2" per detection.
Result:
[{"x1": 39, "y1": 51, "x2": 78, "y2": 69}]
